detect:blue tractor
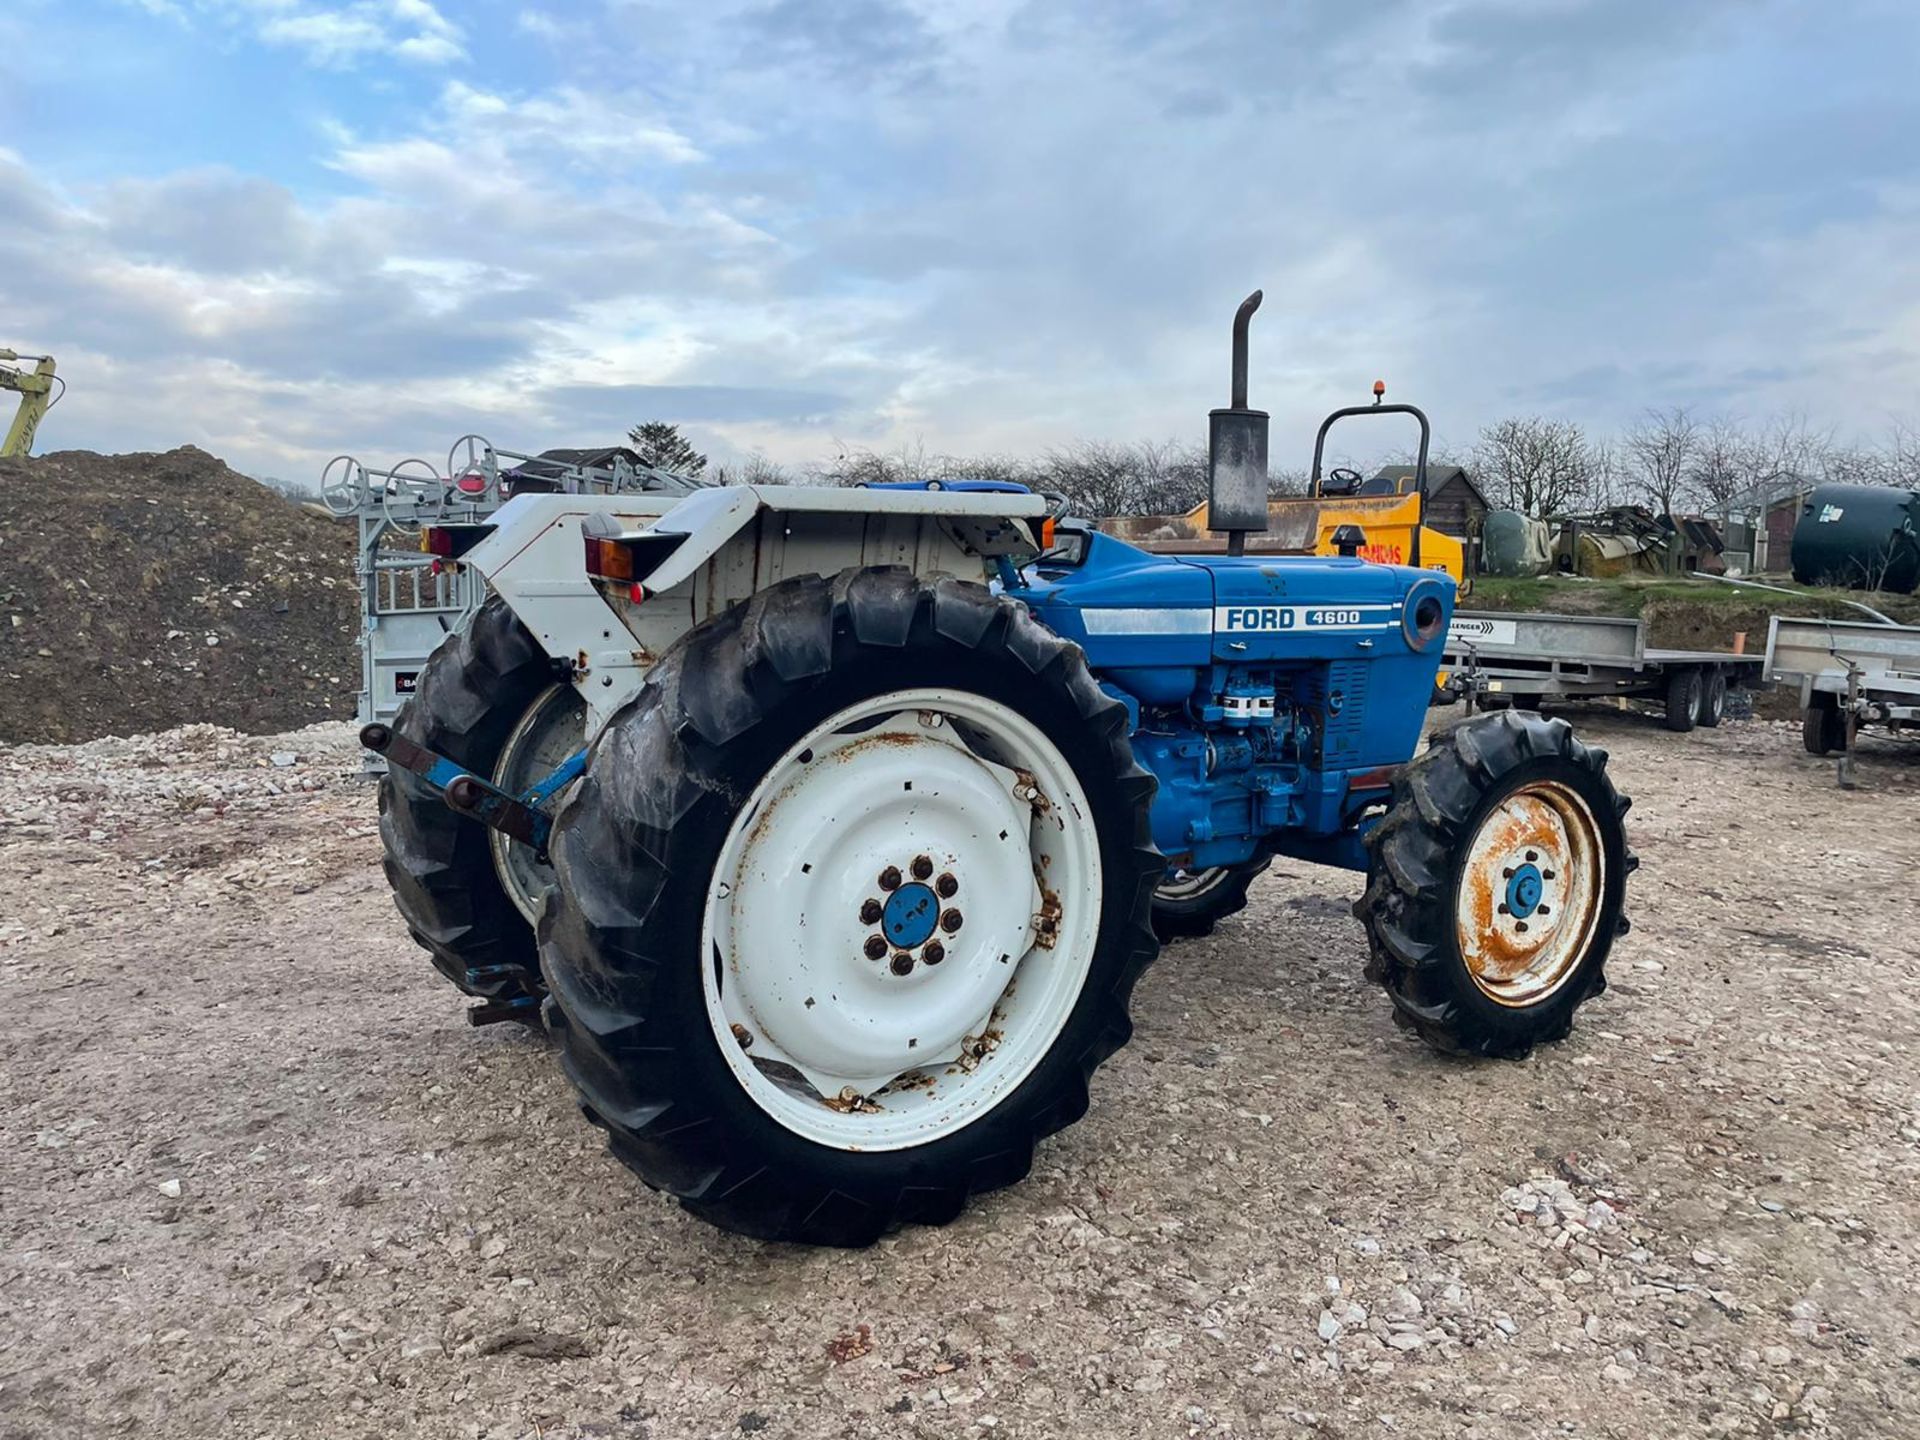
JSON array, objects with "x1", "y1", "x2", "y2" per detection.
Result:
[{"x1": 367, "y1": 293, "x2": 1633, "y2": 1245}]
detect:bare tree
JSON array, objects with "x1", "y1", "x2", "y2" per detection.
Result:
[
  {"x1": 1621, "y1": 406, "x2": 1700, "y2": 517},
  {"x1": 709, "y1": 452, "x2": 796, "y2": 486},
  {"x1": 1471, "y1": 417, "x2": 1603, "y2": 516},
  {"x1": 1885, "y1": 419, "x2": 1920, "y2": 484},
  {"x1": 1685, "y1": 416, "x2": 1749, "y2": 517},
  {"x1": 1039, "y1": 440, "x2": 1152, "y2": 517},
  {"x1": 1268, "y1": 465, "x2": 1311, "y2": 498}
]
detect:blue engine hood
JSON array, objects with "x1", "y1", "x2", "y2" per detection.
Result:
[{"x1": 1022, "y1": 530, "x2": 1446, "y2": 668}]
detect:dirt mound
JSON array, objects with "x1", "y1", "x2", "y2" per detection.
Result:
[{"x1": 0, "y1": 446, "x2": 358, "y2": 744}]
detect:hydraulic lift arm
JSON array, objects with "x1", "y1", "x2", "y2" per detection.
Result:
[{"x1": 1, "y1": 351, "x2": 60, "y2": 457}]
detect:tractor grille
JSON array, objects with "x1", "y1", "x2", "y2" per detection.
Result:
[{"x1": 1317, "y1": 661, "x2": 1369, "y2": 765}]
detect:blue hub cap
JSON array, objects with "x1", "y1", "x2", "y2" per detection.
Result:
[
  {"x1": 882, "y1": 883, "x2": 940, "y2": 949},
  {"x1": 1505, "y1": 863, "x2": 1544, "y2": 920}
]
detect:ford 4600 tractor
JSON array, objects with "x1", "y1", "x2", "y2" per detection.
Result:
[{"x1": 366, "y1": 294, "x2": 1634, "y2": 1245}]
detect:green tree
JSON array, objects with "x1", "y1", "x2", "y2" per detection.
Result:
[{"x1": 626, "y1": 422, "x2": 708, "y2": 477}]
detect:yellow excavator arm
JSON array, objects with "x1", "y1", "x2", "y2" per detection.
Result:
[{"x1": 1, "y1": 350, "x2": 59, "y2": 458}]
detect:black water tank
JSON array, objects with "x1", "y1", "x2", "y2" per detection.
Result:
[{"x1": 1790, "y1": 483, "x2": 1920, "y2": 594}]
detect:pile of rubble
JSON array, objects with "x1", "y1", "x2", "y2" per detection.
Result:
[{"x1": 0, "y1": 446, "x2": 358, "y2": 744}]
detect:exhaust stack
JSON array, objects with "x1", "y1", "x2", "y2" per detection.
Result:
[{"x1": 1208, "y1": 291, "x2": 1270, "y2": 557}]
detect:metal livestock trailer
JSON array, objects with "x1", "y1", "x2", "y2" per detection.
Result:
[{"x1": 319, "y1": 437, "x2": 702, "y2": 770}]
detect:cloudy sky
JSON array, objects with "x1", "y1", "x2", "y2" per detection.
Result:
[{"x1": 6, "y1": 0, "x2": 1919, "y2": 481}]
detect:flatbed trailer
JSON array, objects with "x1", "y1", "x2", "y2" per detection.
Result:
[
  {"x1": 1765, "y1": 614, "x2": 1920, "y2": 781},
  {"x1": 1442, "y1": 610, "x2": 1765, "y2": 732}
]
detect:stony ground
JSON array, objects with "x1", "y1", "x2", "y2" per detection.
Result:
[{"x1": 2, "y1": 710, "x2": 1918, "y2": 1440}]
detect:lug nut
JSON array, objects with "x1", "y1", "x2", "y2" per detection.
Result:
[
  {"x1": 935, "y1": 872, "x2": 958, "y2": 898},
  {"x1": 911, "y1": 855, "x2": 934, "y2": 881},
  {"x1": 879, "y1": 865, "x2": 902, "y2": 892},
  {"x1": 889, "y1": 952, "x2": 915, "y2": 976},
  {"x1": 923, "y1": 940, "x2": 945, "y2": 965},
  {"x1": 940, "y1": 908, "x2": 963, "y2": 934},
  {"x1": 864, "y1": 935, "x2": 888, "y2": 960},
  {"x1": 1537, "y1": 904, "x2": 1552, "y2": 917},
  {"x1": 859, "y1": 898, "x2": 883, "y2": 925}
]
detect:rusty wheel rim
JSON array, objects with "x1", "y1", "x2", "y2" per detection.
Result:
[{"x1": 1455, "y1": 779, "x2": 1605, "y2": 1008}]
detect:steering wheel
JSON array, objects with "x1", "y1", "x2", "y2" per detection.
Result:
[
  {"x1": 1323, "y1": 466, "x2": 1364, "y2": 495},
  {"x1": 320, "y1": 455, "x2": 367, "y2": 516}
]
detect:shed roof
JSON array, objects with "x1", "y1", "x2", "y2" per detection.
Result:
[{"x1": 1367, "y1": 464, "x2": 1489, "y2": 507}]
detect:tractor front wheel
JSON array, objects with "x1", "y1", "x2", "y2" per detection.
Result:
[
  {"x1": 540, "y1": 569, "x2": 1161, "y2": 1246},
  {"x1": 1355, "y1": 711, "x2": 1634, "y2": 1058}
]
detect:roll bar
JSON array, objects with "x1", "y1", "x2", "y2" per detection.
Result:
[{"x1": 1309, "y1": 397, "x2": 1433, "y2": 568}]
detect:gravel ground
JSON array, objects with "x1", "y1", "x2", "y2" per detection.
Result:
[{"x1": 2, "y1": 710, "x2": 1918, "y2": 1439}]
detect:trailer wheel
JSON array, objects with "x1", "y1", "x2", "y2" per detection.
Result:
[
  {"x1": 1152, "y1": 859, "x2": 1271, "y2": 942},
  {"x1": 1695, "y1": 669, "x2": 1728, "y2": 728},
  {"x1": 540, "y1": 570, "x2": 1161, "y2": 1246},
  {"x1": 1802, "y1": 694, "x2": 1846, "y2": 755},
  {"x1": 1662, "y1": 667, "x2": 1701, "y2": 732},
  {"x1": 1355, "y1": 711, "x2": 1634, "y2": 1059},
  {"x1": 377, "y1": 595, "x2": 570, "y2": 1013}
]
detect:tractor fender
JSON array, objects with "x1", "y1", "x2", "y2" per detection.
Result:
[
  {"x1": 463, "y1": 491, "x2": 684, "y2": 729},
  {"x1": 607, "y1": 484, "x2": 1053, "y2": 598}
]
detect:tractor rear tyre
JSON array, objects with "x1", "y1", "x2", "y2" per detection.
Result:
[
  {"x1": 1696, "y1": 669, "x2": 1728, "y2": 728},
  {"x1": 540, "y1": 569, "x2": 1162, "y2": 1246},
  {"x1": 378, "y1": 594, "x2": 579, "y2": 1015},
  {"x1": 1152, "y1": 860, "x2": 1271, "y2": 942},
  {"x1": 1355, "y1": 711, "x2": 1634, "y2": 1059},
  {"x1": 1802, "y1": 694, "x2": 1846, "y2": 755},
  {"x1": 1663, "y1": 667, "x2": 1702, "y2": 732}
]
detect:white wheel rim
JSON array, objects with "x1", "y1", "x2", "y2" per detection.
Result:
[
  {"x1": 1455, "y1": 780, "x2": 1606, "y2": 1007},
  {"x1": 702, "y1": 687, "x2": 1102, "y2": 1152},
  {"x1": 490, "y1": 684, "x2": 586, "y2": 925}
]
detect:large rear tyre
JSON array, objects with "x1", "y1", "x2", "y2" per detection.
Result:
[
  {"x1": 377, "y1": 595, "x2": 575, "y2": 1012},
  {"x1": 1151, "y1": 860, "x2": 1271, "y2": 942},
  {"x1": 540, "y1": 570, "x2": 1162, "y2": 1246},
  {"x1": 1355, "y1": 711, "x2": 1635, "y2": 1058}
]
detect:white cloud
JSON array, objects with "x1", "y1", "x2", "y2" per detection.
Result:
[
  {"x1": 20, "y1": 1, "x2": 1920, "y2": 484},
  {"x1": 257, "y1": 11, "x2": 389, "y2": 65},
  {"x1": 167, "y1": 0, "x2": 468, "y2": 68}
]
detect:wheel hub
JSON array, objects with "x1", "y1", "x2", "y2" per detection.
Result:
[
  {"x1": 1503, "y1": 862, "x2": 1545, "y2": 920},
  {"x1": 880, "y1": 878, "x2": 944, "y2": 952}
]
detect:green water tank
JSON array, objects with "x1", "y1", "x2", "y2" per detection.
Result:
[{"x1": 1790, "y1": 484, "x2": 1920, "y2": 594}]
